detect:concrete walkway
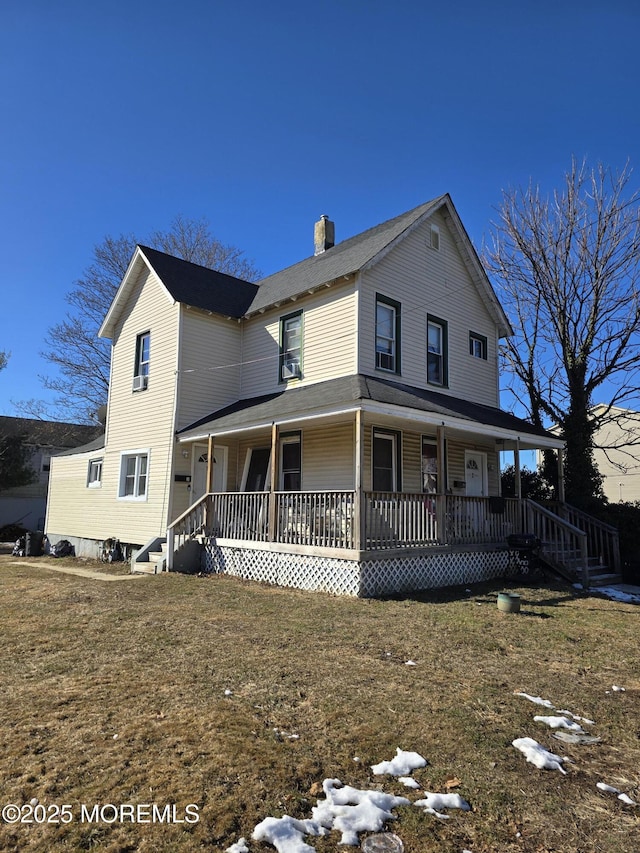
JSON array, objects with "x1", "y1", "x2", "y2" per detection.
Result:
[{"x1": 6, "y1": 560, "x2": 147, "y2": 582}]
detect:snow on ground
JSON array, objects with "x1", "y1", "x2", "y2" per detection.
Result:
[
  {"x1": 512, "y1": 737, "x2": 568, "y2": 774},
  {"x1": 229, "y1": 684, "x2": 633, "y2": 850},
  {"x1": 514, "y1": 692, "x2": 555, "y2": 708},
  {"x1": 533, "y1": 715, "x2": 585, "y2": 732},
  {"x1": 596, "y1": 782, "x2": 638, "y2": 806},
  {"x1": 226, "y1": 748, "x2": 471, "y2": 852},
  {"x1": 371, "y1": 748, "x2": 427, "y2": 776},
  {"x1": 573, "y1": 583, "x2": 640, "y2": 604}
]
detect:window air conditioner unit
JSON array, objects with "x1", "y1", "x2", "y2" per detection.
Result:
[
  {"x1": 132, "y1": 374, "x2": 148, "y2": 392},
  {"x1": 281, "y1": 361, "x2": 301, "y2": 380}
]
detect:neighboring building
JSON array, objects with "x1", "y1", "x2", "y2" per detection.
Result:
[
  {"x1": 0, "y1": 417, "x2": 102, "y2": 531},
  {"x1": 47, "y1": 195, "x2": 580, "y2": 594},
  {"x1": 591, "y1": 404, "x2": 640, "y2": 503}
]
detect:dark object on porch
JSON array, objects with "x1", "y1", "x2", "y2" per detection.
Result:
[{"x1": 507, "y1": 532, "x2": 543, "y2": 580}]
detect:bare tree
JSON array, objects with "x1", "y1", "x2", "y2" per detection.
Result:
[
  {"x1": 484, "y1": 158, "x2": 640, "y2": 510},
  {"x1": 0, "y1": 351, "x2": 8, "y2": 372},
  {"x1": 19, "y1": 217, "x2": 260, "y2": 424}
]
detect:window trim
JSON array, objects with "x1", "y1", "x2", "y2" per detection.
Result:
[
  {"x1": 375, "y1": 293, "x2": 401, "y2": 374},
  {"x1": 469, "y1": 331, "x2": 488, "y2": 360},
  {"x1": 279, "y1": 310, "x2": 303, "y2": 383},
  {"x1": 87, "y1": 457, "x2": 103, "y2": 489},
  {"x1": 118, "y1": 450, "x2": 149, "y2": 501},
  {"x1": 133, "y1": 331, "x2": 150, "y2": 391},
  {"x1": 427, "y1": 314, "x2": 448, "y2": 387}
]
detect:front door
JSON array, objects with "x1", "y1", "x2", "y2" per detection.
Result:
[
  {"x1": 465, "y1": 451, "x2": 488, "y2": 497},
  {"x1": 193, "y1": 444, "x2": 227, "y2": 499}
]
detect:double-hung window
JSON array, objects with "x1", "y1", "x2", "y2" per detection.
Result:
[
  {"x1": 469, "y1": 331, "x2": 488, "y2": 360},
  {"x1": 133, "y1": 331, "x2": 150, "y2": 391},
  {"x1": 279, "y1": 311, "x2": 302, "y2": 381},
  {"x1": 119, "y1": 451, "x2": 148, "y2": 499},
  {"x1": 375, "y1": 294, "x2": 401, "y2": 373},
  {"x1": 427, "y1": 315, "x2": 448, "y2": 386}
]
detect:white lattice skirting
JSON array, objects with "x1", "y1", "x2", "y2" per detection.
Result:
[{"x1": 201, "y1": 543, "x2": 509, "y2": 597}]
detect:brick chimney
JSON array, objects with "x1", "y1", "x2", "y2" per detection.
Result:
[{"x1": 314, "y1": 214, "x2": 335, "y2": 255}]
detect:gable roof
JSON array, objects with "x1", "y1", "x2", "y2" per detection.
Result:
[
  {"x1": 246, "y1": 194, "x2": 511, "y2": 336},
  {"x1": 99, "y1": 246, "x2": 259, "y2": 338},
  {"x1": 247, "y1": 197, "x2": 446, "y2": 314},
  {"x1": 177, "y1": 374, "x2": 560, "y2": 448},
  {"x1": 99, "y1": 195, "x2": 511, "y2": 338}
]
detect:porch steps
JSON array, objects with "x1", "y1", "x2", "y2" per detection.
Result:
[
  {"x1": 540, "y1": 544, "x2": 622, "y2": 587},
  {"x1": 133, "y1": 540, "x2": 168, "y2": 574}
]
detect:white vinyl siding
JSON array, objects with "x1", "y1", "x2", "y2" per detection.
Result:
[
  {"x1": 94, "y1": 266, "x2": 178, "y2": 543},
  {"x1": 358, "y1": 211, "x2": 500, "y2": 407},
  {"x1": 241, "y1": 281, "x2": 357, "y2": 398},
  {"x1": 177, "y1": 309, "x2": 243, "y2": 429}
]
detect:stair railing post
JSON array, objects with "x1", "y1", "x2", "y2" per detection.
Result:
[{"x1": 579, "y1": 532, "x2": 589, "y2": 589}]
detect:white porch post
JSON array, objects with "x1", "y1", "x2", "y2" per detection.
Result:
[
  {"x1": 205, "y1": 434, "x2": 215, "y2": 493},
  {"x1": 436, "y1": 425, "x2": 446, "y2": 542},
  {"x1": 268, "y1": 423, "x2": 279, "y2": 541},
  {"x1": 354, "y1": 409, "x2": 364, "y2": 550},
  {"x1": 514, "y1": 438, "x2": 522, "y2": 500}
]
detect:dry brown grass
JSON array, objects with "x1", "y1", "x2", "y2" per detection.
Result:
[{"x1": 0, "y1": 555, "x2": 638, "y2": 852}]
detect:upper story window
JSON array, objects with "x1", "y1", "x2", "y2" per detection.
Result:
[
  {"x1": 375, "y1": 294, "x2": 401, "y2": 374},
  {"x1": 87, "y1": 458, "x2": 103, "y2": 488},
  {"x1": 469, "y1": 331, "x2": 488, "y2": 360},
  {"x1": 133, "y1": 332, "x2": 150, "y2": 391},
  {"x1": 427, "y1": 315, "x2": 448, "y2": 386},
  {"x1": 279, "y1": 311, "x2": 302, "y2": 382},
  {"x1": 430, "y1": 224, "x2": 440, "y2": 251},
  {"x1": 119, "y1": 451, "x2": 148, "y2": 499}
]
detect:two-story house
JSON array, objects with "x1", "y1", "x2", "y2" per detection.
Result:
[{"x1": 49, "y1": 195, "x2": 610, "y2": 595}]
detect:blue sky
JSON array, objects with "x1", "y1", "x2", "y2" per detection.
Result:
[{"x1": 1, "y1": 0, "x2": 639, "y2": 418}]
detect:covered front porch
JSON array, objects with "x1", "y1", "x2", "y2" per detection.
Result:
[{"x1": 161, "y1": 376, "x2": 574, "y2": 594}]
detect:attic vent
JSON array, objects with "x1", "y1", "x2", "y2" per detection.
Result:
[{"x1": 314, "y1": 215, "x2": 335, "y2": 255}]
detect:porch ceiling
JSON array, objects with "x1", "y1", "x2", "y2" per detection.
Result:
[{"x1": 177, "y1": 375, "x2": 563, "y2": 451}]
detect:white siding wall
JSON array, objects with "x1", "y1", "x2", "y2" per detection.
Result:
[
  {"x1": 176, "y1": 309, "x2": 243, "y2": 430},
  {"x1": 358, "y1": 211, "x2": 500, "y2": 407},
  {"x1": 240, "y1": 281, "x2": 357, "y2": 398},
  {"x1": 47, "y1": 266, "x2": 180, "y2": 545}
]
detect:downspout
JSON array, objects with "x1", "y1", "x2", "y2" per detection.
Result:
[{"x1": 166, "y1": 302, "x2": 183, "y2": 570}]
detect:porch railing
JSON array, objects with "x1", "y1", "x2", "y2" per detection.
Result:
[
  {"x1": 167, "y1": 491, "x2": 616, "y2": 586},
  {"x1": 541, "y1": 501, "x2": 621, "y2": 577}
]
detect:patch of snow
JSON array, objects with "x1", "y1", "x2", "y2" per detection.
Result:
[
  {"x1": 595, "y1": 586, "x2": 640, "y2": 604},
  {"x1": 512, "y1": 737, "x2": 567, "y2": 774},
  {"x1": 252, "y1": 814, "x2": 325, "y2": 852},
  {"x1": 371, "y1": 748, "x2": 427, "y2": 776},
  {"x1": 312, "y1": 779, "x2": 410, "y2": 846},
  {"x1": 224, "y1": 689, "x2": 233, "y2": 696},
  {"x1": 514, "y1": 692, "x2": 554, "y2": 708},
  {"x1": 399, "y1": 777, "x2": 420, "y2": 789},
  {"x1": 556, "y1": 710, "x2": 595, "y2": 725},
  {"x1": 404, "y1": 660, "x2": 417, "y2": 666},
  {"x1": 225, "y1": 838, "x2": 249, "y2": 853},
  {"x1": 612, "y1": 685, "x2": 626, "y2": 692},
  {"x1": 413, "y1": 792, "x2": 471, "y2": 820},
  {"x1": 597, "y1": 782, "x2": 638, "y2": 805},
  {"x1": 533, "y1": 715, "x2": 585, "y2": 732}
]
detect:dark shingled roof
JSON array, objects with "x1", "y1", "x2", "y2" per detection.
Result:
[
  {"x1": 247, "y1": 197, "x2": 445, "y2": 314},
  {"x1": 54, "y1": 434, "x2": 106, "y2": 457},
  {"x1": 178, "y1": 374, "x2": 554, "y2": 441},
  {"x1": 138, "y1": 245, "x2": 259, "y2": 318},
  {"x1": 0, "y1": 416, "x2": 103, "y2": 449}
]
